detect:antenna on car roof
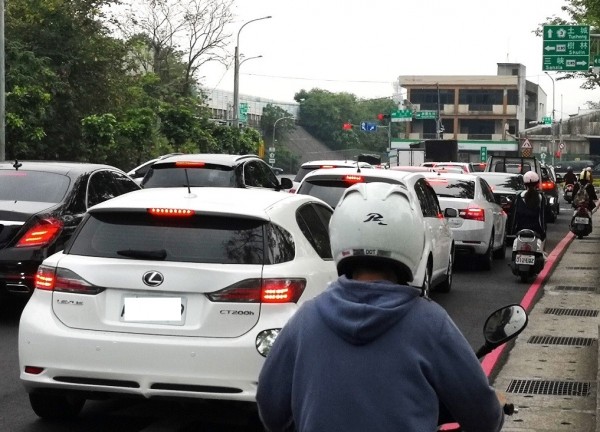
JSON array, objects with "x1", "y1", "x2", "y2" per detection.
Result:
[
  {"x1": 356, "y1": 164, "x2": 361, "y2": 173},
  {"x1": 13, "y1": 160, "x2": 22, "y2": 171},
  {"x1": 184, "y1": 168, "x2": 192, "y2": 194}
]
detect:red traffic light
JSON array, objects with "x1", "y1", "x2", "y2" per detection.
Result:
[
  {"x1": 342, "y1": 122, "x2": 353, "y2": 130},
  {"x1": 377, "y1": 113, "x2": 385, "y2": 121}
]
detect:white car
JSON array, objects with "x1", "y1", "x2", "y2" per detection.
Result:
[
  {"x1": 290, "y1": 159, "x2": 373, "y2": 192},
  {"x1": 19, "y1": 187, "x2": 337, "y2": 419},
  {"x1": 126, "y1": 153, "x2": 184, "y2": 185},
  {"x1": 423, "y1": 172, "x2": 507, "y2": 270},
  {"x1": 296, "y1": 167, "x2": 456, "y2": 294}
]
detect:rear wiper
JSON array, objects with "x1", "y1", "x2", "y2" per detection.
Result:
[{"x1": 116, "y1": 249, "x2": 167, "y2": 260}]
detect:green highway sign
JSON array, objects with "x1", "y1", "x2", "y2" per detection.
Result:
[
  {"x1": 391, "y1": 109, "x2": 413, "y2": 122},
  {"x1": 542, "y1": 25, "x2": 590, "y2": 71},
  {"x1": 543, "y1": 116, "x2": 552, "y2": 124},
  {"x1": 414, "y1": 111, "x2": 437, "y2": 120},
  {"x1": 480, "y1": 146, "x2": 487, "y2": 162},
  {"x1": 594, "y1": 55, "x2": 600, "y2": 66}
]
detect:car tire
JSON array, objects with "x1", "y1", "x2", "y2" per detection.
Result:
[
  {"x1": 480, "y1": 231, "x2": 494, "y2": 271},
  {"x1": 437, "y1": 247, "x2": 454, "y2": 293},
  {"x1": 29, "y1": 392, "x2": 85, "y2": 420}
]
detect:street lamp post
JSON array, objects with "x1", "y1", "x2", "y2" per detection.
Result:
[
  {"x1": 271, "y1": 116, "x2": 294, "y2": 166},
  {"x1": 545, "y1": 71, "x2": 556, "y2": 165},
  {"x1": 232, "y1": 15, "x2": 272, "y2": 128}
]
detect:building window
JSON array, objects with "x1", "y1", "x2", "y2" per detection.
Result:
[
  {"x1": 410, "y1": 89, "x2": 455, "y2": 111},
  {"x1": 460, "y1": 119, "x2": 495, "y2": 139},
  {"x1": 512, "y1": 68, "x2": 519, "y2": 76},
  {"x1": 507, "y1": 89, "x2": 519, "y2": 105},
  {"x1": 459, "y1": 89, "x2": 503, "y2": 111}
]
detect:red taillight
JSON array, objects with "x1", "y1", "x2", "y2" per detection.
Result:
[
  {"x1": 148, "y1": 208, "x2": 195, "y2": 217},
  {"x1": 459, "y1": 205, "x2": 485, "y2": 222},
  {"x1": 24, "y1": 366, "x2": 44, "y2": 375},
  {"x1": 541, "y1": 181, "x2": 555, "y2": 191},
  {"x1": 320, "y1": 165, "x2": 336, "y2": 169},
  {"x1": 206, "y1": 278, "x2": 307, "y2": 304},
  {"x1": 34, "y1": 266, "x2": 102, "y2": 294},
  {"x1": 343, "y1": 175, "x2": 364, "y2": 184},
  {"x1": 16, "y1": 218, "x2": 63, "y2": 248},
  {"x1": 288, "y1": 188, "x2": 296, "y2": 193},
  {"x1": 521, "y1": 244, "x2": 532, "y2": 252},
  {"x1": 175, "y1": 161, "x2": 205, "y2": 168}
]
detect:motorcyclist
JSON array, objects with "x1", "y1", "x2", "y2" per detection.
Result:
[
  {"x1": 256, "y1": 182, "x2": 505, "y2": 432},
  {"x1": 563, "y1": 166, "x2": 577, "y2": 185},
  {"x1": 572, "y1": 169, "x2": 598, "y2": 212},
  {"x1": 511, "y1": 170, "x2": 546, "y2": 246}
]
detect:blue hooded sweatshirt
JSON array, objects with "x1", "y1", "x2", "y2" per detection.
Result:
[{"x1": 256, "y1": 276, "x2": 504, "y2": 432}]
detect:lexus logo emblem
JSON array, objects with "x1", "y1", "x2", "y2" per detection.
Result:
[{"x1": 142, "y1": 271, "x2": 164, "y2": 287}]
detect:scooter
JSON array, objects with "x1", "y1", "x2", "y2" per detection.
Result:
[
  {"x1": 510, "y1": 229, "x2": 545, "y2": 283},
  {"x1": 570, "y1": 204, "x2": 593, "y2": 239},
  {"x1": 563, "y1": 183, "x2": 575, "y2": 204},
  {"x1": 438, "y1": 304, "x2": 528, "y2": 431}
]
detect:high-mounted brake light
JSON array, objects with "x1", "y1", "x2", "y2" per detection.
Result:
[
  {"x1": 343, "y1": 175, "x2": 364, "y2": 184},
  {"x1": 320, "y1": 165, "x2": 335, "y2": 169},
  {"x1": 16, "y1": 218, "x2": 63, "y2": 247},
  {"x1": 175, "y1": 161, "x2": 205, "y2": 168},
  {"x1": 206, "y1": 278, "x2": 307, "y2": 304},
  {"x1": 148, "y1": 208, "x2": 195, "y2": 217},
  {"x1": 540, "y1": 181, "x2": 555, "y2": 191},
  {"x1": 459, "y1": 204, "x2": 485, "y2": 222}
]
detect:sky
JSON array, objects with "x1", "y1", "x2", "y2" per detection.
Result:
[{"x1": 198, "y1": 0, "x2": 599, "y2": 120}]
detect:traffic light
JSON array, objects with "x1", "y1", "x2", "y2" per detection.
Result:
[
  {"x1": 342, "y1": 122, "x2": 353, "y2": 130},
  {"x1": 377, "y1": 113, "x2": 390, "y2": 125}
]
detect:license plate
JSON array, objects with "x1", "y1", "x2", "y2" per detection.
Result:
[
  {"x1": 122, "y1": 297, "x2": 185, "y2": 325},
  {"x1": 574, "y1": 217, "x2": 589, "y2": 224},
  {"x1": 565, "y1": 191, "x2": 572, "y2": 197},
  {"x1": 515, "y1": 254, "x2": 535, "y2": 265}
]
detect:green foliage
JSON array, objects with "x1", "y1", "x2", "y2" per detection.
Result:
[
  {"x1": 293, "y1": 88, "x2": 398, "y2": 153},
  {"x1": 260, "y1": 104, "x2": 296, "y2": 144},
  {"x1": 81, "y1": 113, "x2": 118, "y2": 163}
]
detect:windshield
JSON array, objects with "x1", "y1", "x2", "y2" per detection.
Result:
[
  {"x1": 0, "y1": 170, "x2": 70, "y2": 203},
  {"x1": 69, "y1": 212, "x2": 295, "y2": 265},
  {"x1": 297, "y1": 177, "x2": 401, "y2": 207},
  {"x1": 427, "y1": 178, "x2": 475, "y2": 199},
  {"x1": 479, "y1": 175, "x2": 524, "y2": 191},
  {"x1": 142, "y1": 164, "x2": 236, "y2": 188}
]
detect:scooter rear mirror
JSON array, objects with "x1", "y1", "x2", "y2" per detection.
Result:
[{"x1": 483, "y1": 304, "x2": 528, "y2": 347}]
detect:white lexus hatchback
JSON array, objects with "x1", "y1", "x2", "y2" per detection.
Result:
[{"x1": 19, "y1": 187, "x2": 337, "y2": 419}]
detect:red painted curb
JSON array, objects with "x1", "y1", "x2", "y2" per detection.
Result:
[{"x1": 481, "y1": 230, "x2": 576, "y2": 377}]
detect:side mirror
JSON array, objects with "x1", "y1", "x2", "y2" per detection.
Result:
[
  {"x1": 555, "y1": 174, "x2": 565, "y2": 184},
  {"x1": 279, "y1": 177, "x2": 293, "y2": 190},
  {"x1": 484, "y1": 304, "x2": 528, "y2": 346},
  {"x1": 444, "y1": 207, "x2": 459, "y2": 218}
]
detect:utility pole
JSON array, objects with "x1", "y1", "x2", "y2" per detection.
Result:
[
  {"x1": 545, "y1": 71, "x2": 555, "y2": 165},
  {"x1": 0, "y1": 0, "x2": 5, "y2": 161},
  {"x1": 436, "y1": 83, "x2": 442, "y2": 139}
]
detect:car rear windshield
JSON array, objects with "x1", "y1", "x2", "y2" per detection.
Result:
[
  {"x1": 141, "y1": 163, "x2": 236, "y2": 188},
  {"x1": 479, "y1": 175, "x2": 524, "y2": 192},
  {"x1": 68, "y1": 212, "x2": 295, "y2": 265},
  {"x1": 297, "y1": 177, "x2": 401, "y2": 208},
  {"x1": 0, "y1": 170, "x2": 70, "y2": 203},
  {"x1": 427, "y1": 178, "x2": 475, "y2": 199}
]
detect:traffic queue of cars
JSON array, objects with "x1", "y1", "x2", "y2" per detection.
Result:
[{"x1": 8, "y1": 153, "x2": 541, "y2": 421}]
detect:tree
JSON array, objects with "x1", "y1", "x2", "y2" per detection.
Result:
[
  {"x1": 260, "y1": 104, "x2": 296, "y2": 145},
  {"x1": 114, "y1": 0, "x2": 233, "y2": 96}
]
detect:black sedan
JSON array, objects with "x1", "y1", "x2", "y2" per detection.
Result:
[
  {"x1": 476, "y1": 172, "x2": 524, "y2": 245},
  {"x1": 0, "y1": 160, "x2": 140, "y2": 309}
]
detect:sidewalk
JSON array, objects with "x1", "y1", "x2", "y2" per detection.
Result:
[{"x1": 492, "y1": 208, "x2": 600, "y2": 431}]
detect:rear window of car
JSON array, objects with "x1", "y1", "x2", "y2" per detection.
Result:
[
  {"x1": 297, "y1": 177, "x2": 401, "y2": 208},
  {"x1": 0, "y1": 170, "x2": 70, "y2": 203},
  {"x1": 479, "y1": 175, "x2": 524, "y2": 191},
  {"x1": 68, "y1": 212, "x2": 295, "y2": 265},
  {"x1": 426, "y1": 178, "x2": 475, "y2": 199},
  {"x1": 141, "y1": 163, "x2": 236, "y2": 188}
]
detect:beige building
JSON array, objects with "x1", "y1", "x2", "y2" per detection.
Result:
[{"x1": 394, "y1": 63, "x2": 548, "y2": 162}]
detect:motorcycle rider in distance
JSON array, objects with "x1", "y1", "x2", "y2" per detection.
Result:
[
  {"x1": 572, "y1": 169, "x2": 598, "y2": 212},
  {"x1": 563, "y1": 166, "x2": 577, "y2": 185},
  {"x1": 256, "y1": 182, "x2": 506, "y2": 432},
  {"x1": 511, "y1": 171, "x2": 547, "y2": 250}
]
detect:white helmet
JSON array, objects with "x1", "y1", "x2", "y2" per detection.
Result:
[
  {"x1": 329, "y1": 182, "x2": 426, "y2": 282},
  {"x1": 523, "y1": 170, "x2": 539, "y2": 185}
]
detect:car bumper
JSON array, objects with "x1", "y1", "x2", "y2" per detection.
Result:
[
  {"x1": 450, "y1": 224, "x2": 490, "y2": 255},
  {"x1": 19, "y1": 291, "x2": 279, "y2": 402},
  {"x1": 0, "y1": 254, "x2": 42, "y2": 295}
]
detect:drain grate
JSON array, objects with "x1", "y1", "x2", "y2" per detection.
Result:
[
  {"x1": 506, "y1": 380, "x2": 591, "y2": 396},
  {"x1": 544, "y1": 308, "x2": 599, "y2": 317},
  {"x1": 573, "y1": 251, "x2": 600, "y2": 254},
  {"x1": 565, "y1": 266, "x2": 600, "y2": 270},
  {"x1": 528, "y1": 336, "x2": 596, "y2": 346},
  {"x1": 554, "y1": 285, "x2": 597, "y2": 292}
]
